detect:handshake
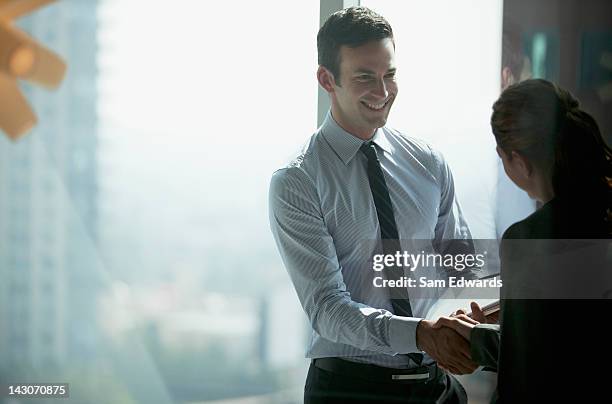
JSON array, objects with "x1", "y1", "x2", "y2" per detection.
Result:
[{"x1": 415, "y1": 302, "x2": 498, "y2": 374}]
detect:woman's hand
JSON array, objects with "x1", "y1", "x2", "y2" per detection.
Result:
[
  {"x1": 451, "y1": 301, "x2": 499, "y2": 324},
  {"x1": 469, "y1": 301, "x2": 500, "y2": 324}
]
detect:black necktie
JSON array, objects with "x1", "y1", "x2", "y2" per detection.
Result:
[{"x1": 361, "y1": 142, "x2": 424, "y2": 364}]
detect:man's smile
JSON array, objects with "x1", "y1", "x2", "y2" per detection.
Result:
[{"x1": 361, "y1": 98, "x2": 391, "y2": 111}]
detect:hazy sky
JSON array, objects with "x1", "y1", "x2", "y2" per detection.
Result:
[
  {"x1": 97, "y1": 0, "x2": 319, "y2": 282},
  {"x1": 96, "y1": 0, "x2": 502, "y2": 283}
]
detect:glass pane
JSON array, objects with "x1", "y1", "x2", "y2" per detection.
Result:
[
  {"x1": 0, "y1": 0, "x2": 318, "y2": 402},
  {"x1": 362, "y1": 0, "x2": 503, "y2": 240}
]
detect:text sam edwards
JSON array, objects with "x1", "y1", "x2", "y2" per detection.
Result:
[{"x1": 373, "y1": 276, "x2": 503, "y2": 288}]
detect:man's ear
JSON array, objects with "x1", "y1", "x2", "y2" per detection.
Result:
[
  {"x1": 317, "y1": 66, "x2": 336, "y2": 93},
  {"x1": 510, "y1": 150, "x2": 533, "y2": 178},
  {"x1": 501, "y1": 66, "x2": 514, "y2": 90}
]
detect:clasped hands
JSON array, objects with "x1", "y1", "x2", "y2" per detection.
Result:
[{"x1": 415, "y1": 302, "x2": 495, "y2": 375}]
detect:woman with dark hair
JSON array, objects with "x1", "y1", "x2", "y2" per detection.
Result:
[
  {"x1": 492, "y1": 79, "x2": 611, "y2": 235},
  {"x1": 435, "y1": 79, "x2": 612, "y2": 402}
]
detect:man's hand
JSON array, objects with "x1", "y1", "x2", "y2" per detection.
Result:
[
  {"x1": 416, "y1": 319, "x2": 478, "y2": 375},
  {"x1": 432, "y1": 315, "x2": 477, "y2": 341}
]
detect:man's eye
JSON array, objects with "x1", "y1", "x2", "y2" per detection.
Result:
[
  {"x1": 385, "y1": 73, "x2": 396, "y2": 79},
  {"x1": 357, "y1": 76, "x2": 372, "y2": 81}
]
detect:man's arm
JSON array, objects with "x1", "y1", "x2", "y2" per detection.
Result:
[
  {"x1": 269, "y1": 167, "x2": 419, "y2": 354},
  {"x1": 431, "y1": 147, "x2": 478, "y2": 278},
  {"x1": 270, "y1": 167, "x2": 478, "y2": 373},
  {"x1": 420, "y1": 147, "x2": 484, "y2": 374},
  {"x1": 432, "y1": 148, "x2": 472, "y2": 246}
]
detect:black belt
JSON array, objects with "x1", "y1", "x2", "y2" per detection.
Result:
[{"x1": 312, "y1": 357, "x2": 442, "y2": 384}]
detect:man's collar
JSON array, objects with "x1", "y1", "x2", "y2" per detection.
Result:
[{"x1": 321, "y1": 111, "x2": 391, "y2": 165}]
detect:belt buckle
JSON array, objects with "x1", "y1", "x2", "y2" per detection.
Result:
[{"x1": 391, "y1": 372, "x2": 430, "y2": 381}]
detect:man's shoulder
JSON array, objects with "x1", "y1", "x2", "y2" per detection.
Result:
[
  {"x1": 270, "y1": 131, "x2": 321, "y2": 188},
  {"x1": 383, "y1": 127, "x2": 446, "y2": 174},
  {"x1": 384, "y1": 127, "x2": 432, "y2": 152}
]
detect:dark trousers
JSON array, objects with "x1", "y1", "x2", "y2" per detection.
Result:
[{"x1": 304, "y1": 362, "x2": 467, "y2": 404}]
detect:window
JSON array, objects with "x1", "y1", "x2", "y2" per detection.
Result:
[
  {"x1": 2, "y1": 0, "x2": 319, "y2": 402},
  {"x1": 363, "y1": 0, "x2": 503, "y2": 239}
]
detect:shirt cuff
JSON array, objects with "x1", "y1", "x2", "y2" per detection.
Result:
[{"x1": 388, "y1": 315, "x2": 422, "y2": 354}]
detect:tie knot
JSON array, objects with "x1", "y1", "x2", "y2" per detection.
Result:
[{"x1": 360, "y1": 142, "x2": 378, "y2": 161}]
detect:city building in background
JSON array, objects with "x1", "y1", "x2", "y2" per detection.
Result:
[{"x1": 0, "y1": 0, "x2": 100, "y2": 377}]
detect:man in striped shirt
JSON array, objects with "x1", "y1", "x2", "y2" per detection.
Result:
[{"x1": 269, "y1": 7, "x2": 476, "y2": 403}]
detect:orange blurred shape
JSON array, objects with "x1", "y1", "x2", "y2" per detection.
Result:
[
  {"x1": 0, "y1": 73, "x2": 36, "y2": 139},
  {"x1": 0, "y1": 0, "x2": 56, "y2": 20},
  {"x1": 0, "y1": 0, "x2": 66, "y2": 140}
]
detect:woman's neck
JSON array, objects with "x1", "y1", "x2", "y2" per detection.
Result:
[{"x1": 533, "y1": 171, "x2": 555, "y2": 204}]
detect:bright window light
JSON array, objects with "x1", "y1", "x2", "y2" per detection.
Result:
[{"x1": 362, "y1": 0, "x2": 503, "y2": 238}]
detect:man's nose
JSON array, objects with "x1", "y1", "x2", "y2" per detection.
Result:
[{"x1": 371, "y1": 78, "x2": 388, "y2": 99}]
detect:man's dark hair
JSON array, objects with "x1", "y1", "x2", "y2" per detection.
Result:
[{"x1": 317, "y1": 7, "x2": 393, "y2": 84}]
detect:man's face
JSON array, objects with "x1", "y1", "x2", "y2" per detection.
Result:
[{"x1": 330, "y1": 38, "x2": 397, "y2": 139}]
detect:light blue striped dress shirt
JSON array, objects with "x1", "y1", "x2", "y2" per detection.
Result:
[{"x1": 269, "y1": 112, "x2": 472, "y2": 369}]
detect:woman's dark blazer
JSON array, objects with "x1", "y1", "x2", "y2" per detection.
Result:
[{"x1": 470, "y1": 198, "x2": 611, "y2": 403}]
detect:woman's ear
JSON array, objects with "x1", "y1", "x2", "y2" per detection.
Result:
[
  {"x1": 510, "y1": 150, "x2": 533, "y2": 179},
  {"x1": 495, "y1": 145, "x2": 505, "y2": 159},
  {"x1": 317, "y1": 66, "x2": 336, "y2": 93},
  {"x1": 497, "y1": 146, "x2": 536, "y2": 196}
]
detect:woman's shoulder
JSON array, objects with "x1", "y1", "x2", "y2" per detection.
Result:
[
  {"x1": 502, "y1": 198, "x2": 609, "y2": 239},
  {"x1": 502, "y1": 202, "x2": 555, "y2": 239}
]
